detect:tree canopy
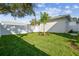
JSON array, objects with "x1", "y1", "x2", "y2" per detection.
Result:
[
  {"x1": 40, "y1": 12, "x2": 49, "y2": 24},
  {"x1": 0, "y1": 3, "x2": 35, "y2": 18}
]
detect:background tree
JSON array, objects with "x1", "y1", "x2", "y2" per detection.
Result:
[
  {"x1": 40, "y1": 12, "x2": 49, "y2": 35},
  {"x1": 37, "y1": 20, "x2": 40, "y2": 25},
  {"x1": 30, "y1": 19, "x2": 37, "y2": 25},
  {"x1": 30, "y1": 19, "x2": 40, "y2": 25}
]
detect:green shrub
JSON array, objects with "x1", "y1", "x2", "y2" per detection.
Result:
[{"x1": 68, "y1": 30, "x2": 77, "y2": 33}]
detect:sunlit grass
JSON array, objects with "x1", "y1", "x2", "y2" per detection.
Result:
[{"x1": 0, "y1": 33, "x2": 79, "y2": 56}]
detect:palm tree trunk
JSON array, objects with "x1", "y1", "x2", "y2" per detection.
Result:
[
  {"x1": 34, "y1": 12, "x2": 36, "y2": 29},
  {"x1": 43, "y1": 24, "x2": 45, "y2": 36},
  {"x1": 34, "y1": 16, "x2": 36, "y2": 29},
  {"x1": 0, "y1": 23, "x2": 1, "y2": 37}
]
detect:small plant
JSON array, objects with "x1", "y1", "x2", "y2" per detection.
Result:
[
  {"x1": 68, "y1": 30, "x2": 77, "y2": 33},
  {"x1": 77, "y1": 32, "x2": 79, "y2": 40},
  {"x1": 68, "y1": 30, "x2": 73, "y2": 33}
]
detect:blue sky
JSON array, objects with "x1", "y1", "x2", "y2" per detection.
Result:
[{"x1": 0, "y1": 3, "x2": 79, "y2": 22}]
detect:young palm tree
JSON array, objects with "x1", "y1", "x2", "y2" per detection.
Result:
[{"x1": 40, "y1": 12, "x2": 49, "y2": 35}]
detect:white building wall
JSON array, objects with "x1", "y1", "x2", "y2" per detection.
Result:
[
  {"x1": 31, "y1": 19, "x2": 69, "y2": 33},
  {"x1": 46, "y1": 20, "x2": 69, "y2": 33}
]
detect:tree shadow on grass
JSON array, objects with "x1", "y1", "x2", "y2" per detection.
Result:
[{"x1": 0, "y1": 35, "x2": 48, "y2": 56}]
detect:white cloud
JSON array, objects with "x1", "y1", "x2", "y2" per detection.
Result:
[
  {"x1": 65, "y1": 6, "x2": 70, "y2": 9},
  {"x1": 63, "y1": 9, "x2": 72, "y2": 14},
  {"x1": 41, "y1": 8, "x2": 62, "y2": 16},
  {"x1": 73, "y1": 5, "x2": 79, "y2": 8},
  {"x1": 55, "y1": 3, "x2": 60, "y2": 5},
  {"x1": 35, "y1": 7, "x2": 73, "y2": 18},
  {"x1": 37, "y1": 4, "x2": 45, "y2": 7}
]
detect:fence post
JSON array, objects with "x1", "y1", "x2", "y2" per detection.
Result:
[{"x1": 0, "y1": 21, "x2": 1, "y2": 37}]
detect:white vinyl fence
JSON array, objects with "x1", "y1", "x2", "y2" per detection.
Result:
[
  {"x1": 69, "y1": 22, "x2": 79, "y2": 32},
  {"x1": 0, "y1": 21, "x2": 33, "y2": 35},
  {"x1": 0, "y1": 21, "x2": 79, "y2": 35}
]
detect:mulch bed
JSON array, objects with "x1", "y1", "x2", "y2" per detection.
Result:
[{"x1": 70, "y1": 41, "x2": 79, "y2": 51}]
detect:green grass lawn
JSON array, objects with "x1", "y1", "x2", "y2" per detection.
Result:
[{"x1": 0, "y1": 33, "x2": 79, "y2": 56}]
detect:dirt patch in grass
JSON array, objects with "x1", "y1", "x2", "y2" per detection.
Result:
[{"x1": 70, "y1": 41, "x2": 79, "y2": 51}]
